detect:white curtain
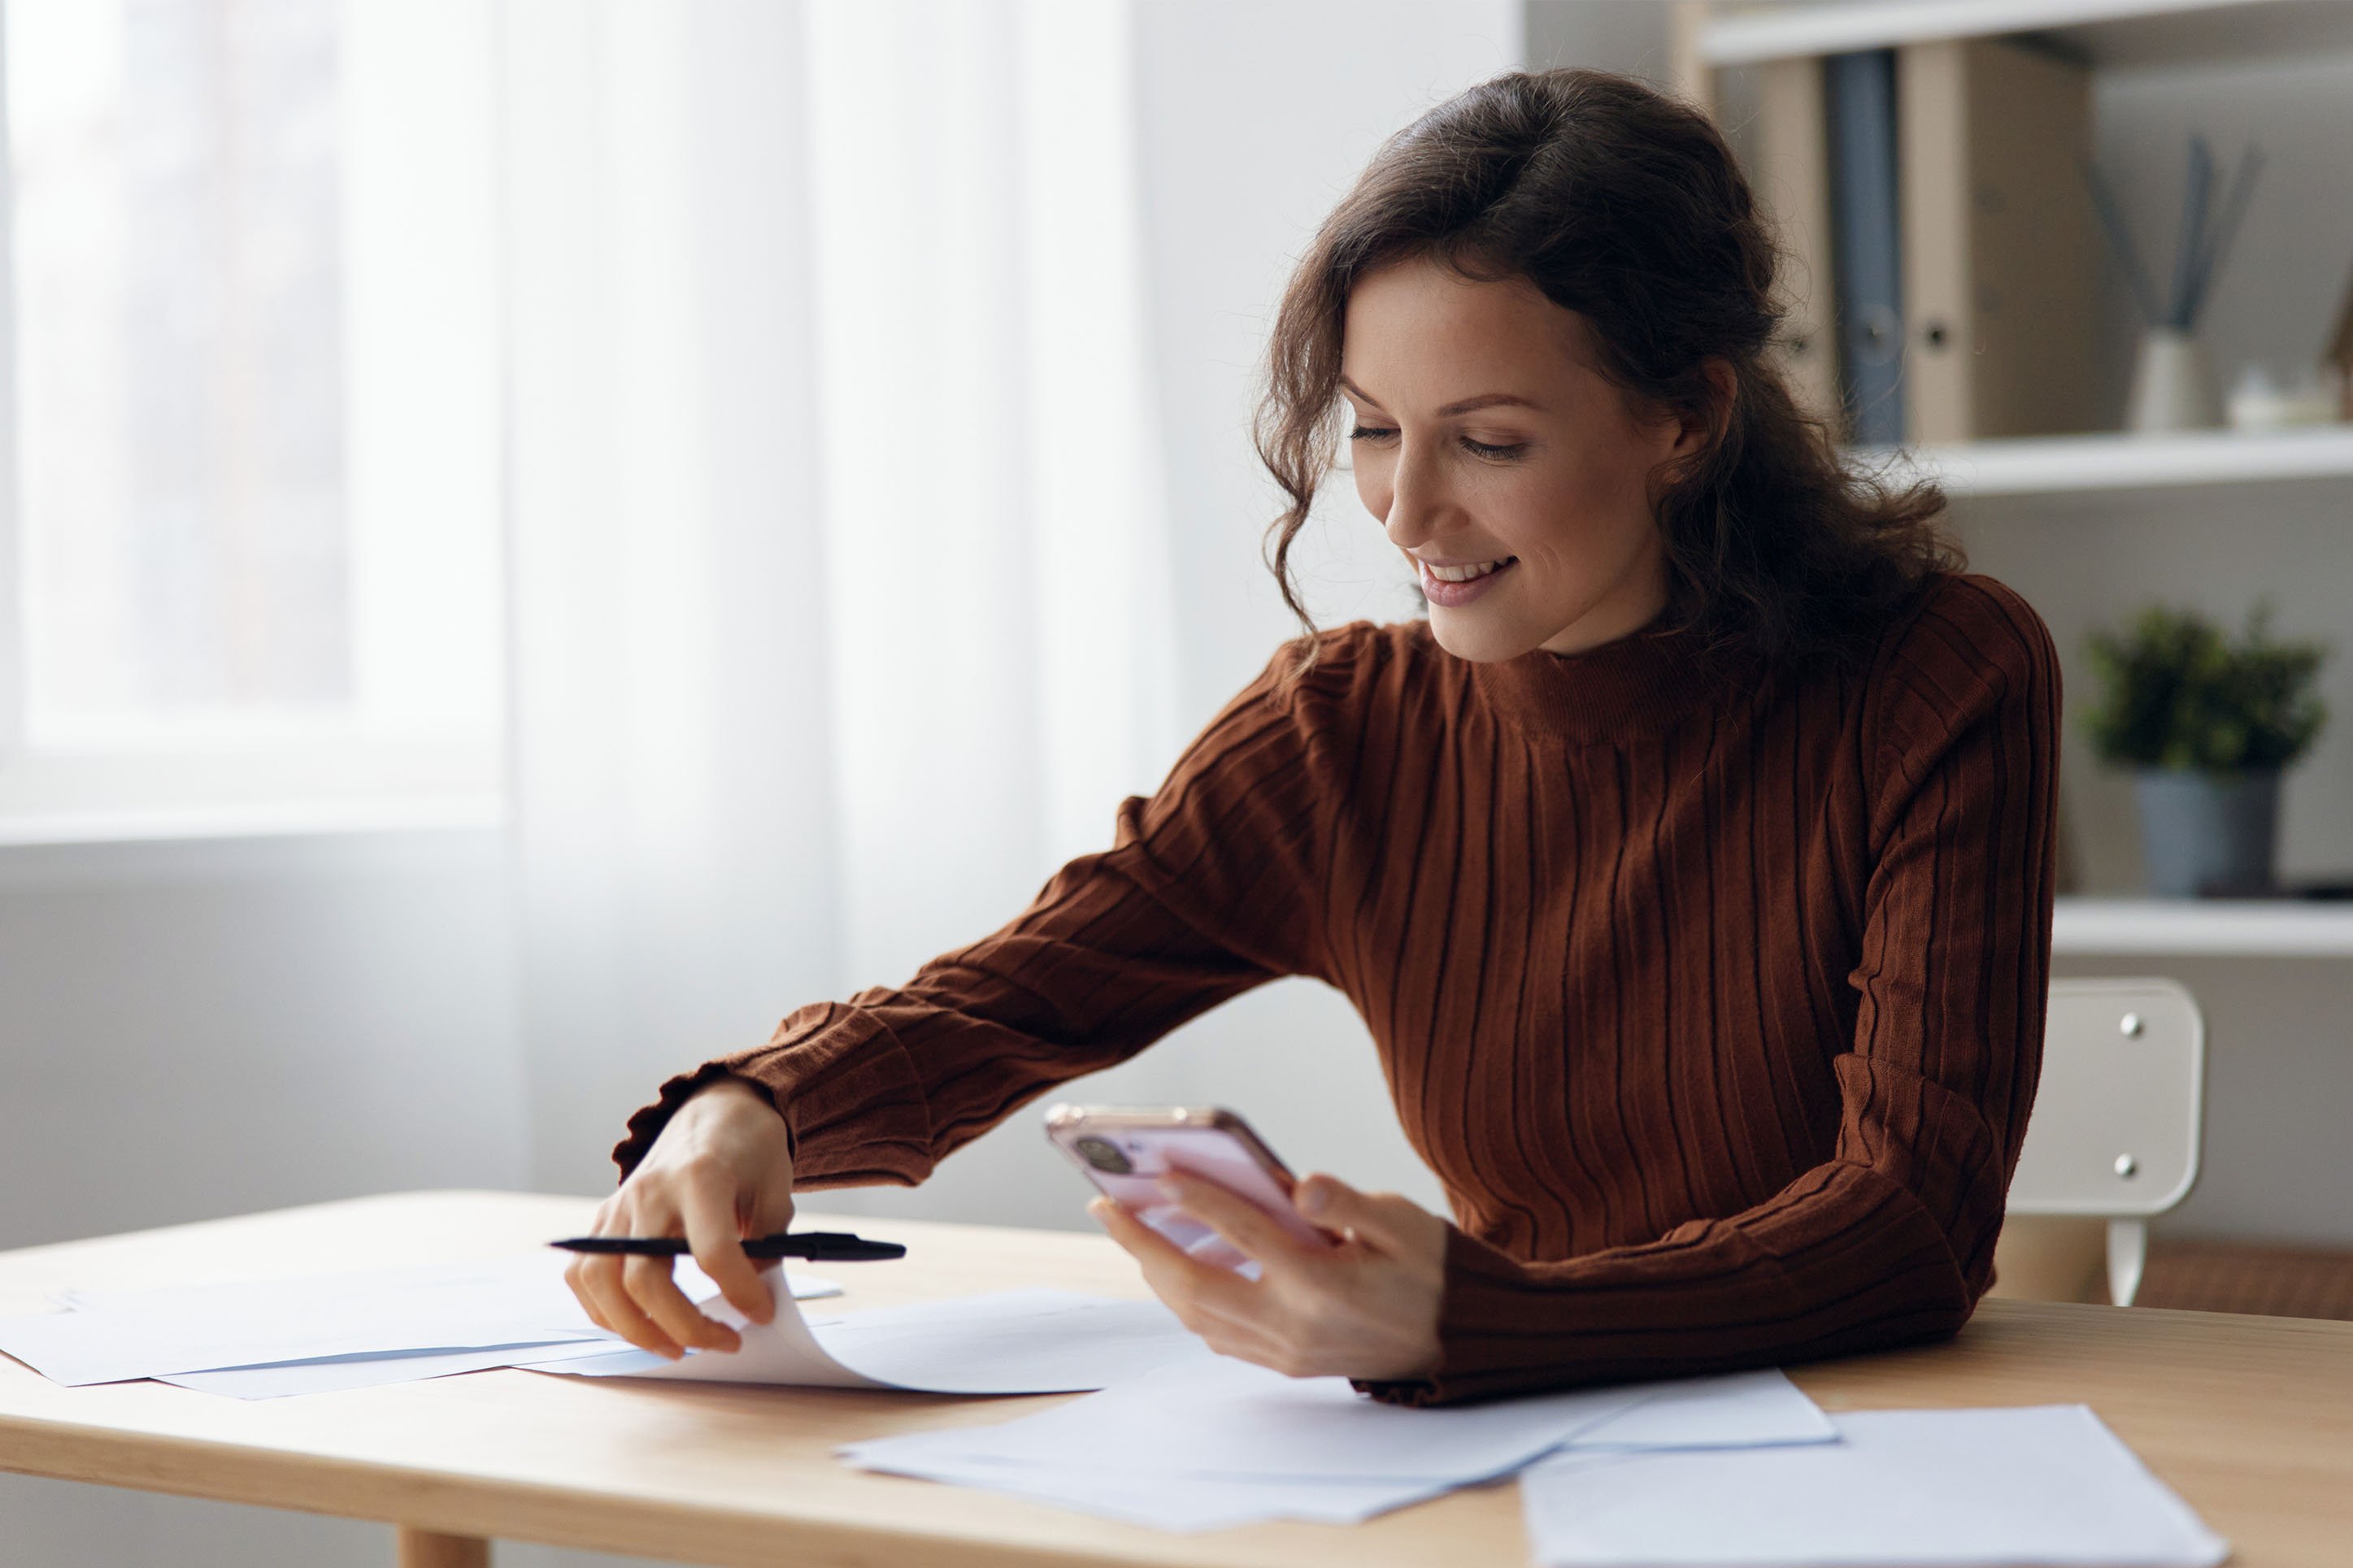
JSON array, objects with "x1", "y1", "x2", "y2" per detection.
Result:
[
  {"x1": 499, "y1": 0, "x2": 1520, "y2": 1214},
  {"x1": 500, "y1": 0, "x2": 1179, "y2": 1193},
  {"x1": 802, "y1": 1, "x2": 1181, "y2": 982}
]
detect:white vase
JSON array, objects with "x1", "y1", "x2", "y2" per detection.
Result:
[{"x1": 2126, "y1": 326, "x2": 2223, "y2": 432}]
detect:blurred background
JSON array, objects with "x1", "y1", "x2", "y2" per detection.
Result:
[{"x1": 0, "y1": 2, "x2": 2348, "y2": 1564}]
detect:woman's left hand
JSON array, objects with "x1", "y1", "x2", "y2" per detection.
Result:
[{"x1": 1090, "y1": 1171, "x2": 1448, "y2": 1382}]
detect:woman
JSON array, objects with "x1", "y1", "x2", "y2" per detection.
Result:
[{"x1": 566, "y1": 67, "x2": 2059, "y2": 1408}]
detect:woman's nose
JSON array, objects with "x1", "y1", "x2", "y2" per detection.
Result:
[{"x1": 1381, "y1": 441, "x2": 1449, "y2": 549}]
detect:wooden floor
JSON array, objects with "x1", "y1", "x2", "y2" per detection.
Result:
[
  {"x1": 1991, "y1": 1218, "x2": 2353, "y2": 1319},
  {"x1": 2138, "y1": 1239, "x2": 2353, "y2": 1321}
]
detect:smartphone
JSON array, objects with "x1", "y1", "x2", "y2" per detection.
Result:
[{"x1": 1044, "y1": 1104, "x2": 1337, "y2": 1274}]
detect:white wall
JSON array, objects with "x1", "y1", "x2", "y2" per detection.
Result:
[
  {"x1": 0, "y1": 831, "x2": 528, "y2": 1251},
  {"x1": 0, "y1": 830, "x2": 533, "y2": 1566}
]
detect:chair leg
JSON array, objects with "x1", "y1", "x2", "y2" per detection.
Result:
[
  {"x1": 397, "y1": 1527, "x2": 489, "y2": 1568},
  {"x1": 2107, "y1": 1218, "x2": 2147, "y2": 1307}
]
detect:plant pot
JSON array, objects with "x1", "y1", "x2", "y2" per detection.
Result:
[
  {"x1": 2132, "y1": 767, "x2": 2282, "y2": 897},
  {"x1": 2126, "y1": 326, "x2": 2223, "y2": 433}
]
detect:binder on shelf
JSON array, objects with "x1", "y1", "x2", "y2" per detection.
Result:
[
  {"x1": 1898, "y1": 37, "x2": 2102, "y2": 442},
  {"x1": 1750, "y1": 55, "x2": 1843, "y2": 435},
  {"x1": 1825, "y1": 49, "x2": 1906, "y2": 448}
]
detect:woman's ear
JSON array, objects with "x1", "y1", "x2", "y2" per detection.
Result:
[{"x1": 1673, "y1": 357, "x2": 1737, "y2": 459}]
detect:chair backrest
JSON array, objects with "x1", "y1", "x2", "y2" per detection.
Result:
[{"x1": 2008, "y1": 976, "x2": 2206, "y2": 1220}]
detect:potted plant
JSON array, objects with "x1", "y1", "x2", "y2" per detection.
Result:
[{"x1": 2083, "y1": 599, "x2": 2329, "y2": 897}]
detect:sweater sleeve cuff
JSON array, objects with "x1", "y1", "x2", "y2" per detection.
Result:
[
  {"x1": 608, "y1": 1062, "x2": 790, "y2": 1184},
  {"x1": 608, "y1": 1001, "x2": 938, "y2": 1188},
  {"x1": 1354, "y1": 1204, "x2": 1977, "y2": 1408},
  {"x1": 1352, "y1": 1223, "x2": 1560, "y2": 1407},
  {"x1": 1353, "y1": 1224, "x2": 1785, "y2": 1407}
]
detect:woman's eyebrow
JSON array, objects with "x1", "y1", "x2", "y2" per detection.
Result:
[
  {"x1": 1339, "y1": 377, "x2": 1547, "y2": 416},
  {"x1": 1437, "y1": 392, "x2": 1546, "y2": 415}
]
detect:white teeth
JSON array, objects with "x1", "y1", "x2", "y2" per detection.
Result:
[{"x1": 1425, "y1": 558, "x2": 1507, "y2": 583}]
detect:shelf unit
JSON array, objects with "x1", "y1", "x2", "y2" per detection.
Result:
[
  {"x1": 1846, "y1": 424, "x2": 2353, "y2": 498},
  {"x1": 2055, "y1": 897, "x2": 2353, "y2": 956},
  {"x1": 1669, "y1": 1, "x2": 2353, "y2": 966},
  {"x1": 1691, "y1": 0, "x2": 2353, "y2": 72}
]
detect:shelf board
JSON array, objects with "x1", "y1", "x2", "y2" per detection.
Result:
[
  {"x1": 1699, "y1": 0, "x2": 2353, "y2": 70},
  {"x1": 2054, "y1": 896, "x2": 2353, "y2": 955},
  {"x1": 1843, "y1": 424, "x2": 2353, "y2": 498}
]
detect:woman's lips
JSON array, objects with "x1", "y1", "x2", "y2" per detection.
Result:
[{"x1": 1419, "y1": 554, "x2": 1519, "y2": 608}]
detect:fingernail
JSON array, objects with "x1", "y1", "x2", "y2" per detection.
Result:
[
  {"x1": 1299, "y1": 1180, "x2": 1330, "y2": 1216},
  {"x1": 1158, "y1": 1178, "x2": 1185, "y2": 1200}
]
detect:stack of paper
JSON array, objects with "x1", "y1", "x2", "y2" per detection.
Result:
[
  {"x1": 1, "y1": 1248, "x2": 1211, "y2": 1403},
  {"x1": 1520, "y1": 1404, "x2": 2232, "y2": 1568},
  {"x1": 0, "y1": 1251, "x2": 839, "y2": 1400},
  {"x1": 523, "y1": 1285, "x2": 1210, "y2": 1395},
  {"x1": 839, "y1": 1358, "x2": 1838, "y2": 1532}
]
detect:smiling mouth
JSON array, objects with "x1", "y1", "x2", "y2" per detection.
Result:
[
  {"x1": 1420, "y1": 555, "x2": 1518, "y2": 582},
  {"x1": 1415, "y1": 554, "x2": 1521, "y2": 607}
]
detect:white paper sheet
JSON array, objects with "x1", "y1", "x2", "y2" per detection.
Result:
[
  {"x1": 0, "y1": 1252, "x2": 607, "y2": 1385},
  {"x1": 1520, "y1": 1405, "x2": 2232, "y2": 1568},
  {"x1": 848, "y1": 1451, "x2": 1464, "y2": 1533},
  {"x1": 1569, "y1": 1368, "x2": 1837, "y2": 1451},
  {"x1": 50, "y1": 1266, "x2": 840, "y2": 1314},
  {"x1": 141, "y1": 1270, "x2": 844, "y2": 1400},
  {"x1": 837, "y1": 1363, "x2": 1834, "y2": 1532},
  {"x1": 526, "y1": 1285, "x2": 1207, "y2": 1395},
  {"x1": 0, "y1": 1249, "x2": 841, "y2": 1389},
  {"x1": 154, "y1": 1336, "x2": 628, "y2": 1398},
  {"x1": 842, "y1": 1353, "x2": 1659, "y2": 1485}
]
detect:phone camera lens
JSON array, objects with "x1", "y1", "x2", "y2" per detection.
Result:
[{"x1": 1072, "y1": 1136, "x2": 1133, "y2": 1175}]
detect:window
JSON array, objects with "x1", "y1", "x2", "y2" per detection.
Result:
[{"x1": 0, "y1": 0, "x2": 502, "y2": 840}]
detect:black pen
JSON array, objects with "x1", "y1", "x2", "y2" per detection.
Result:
[{"x1": 550, "y1": 1230, "x2": 907, "y2": 1262}]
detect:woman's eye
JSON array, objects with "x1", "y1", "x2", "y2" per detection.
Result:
[
  {"x1": 1346, "y1": 424, "x2": 1526, "y2": 462},
  {"x1": 1462, "y1": 437, "x2": 1529, "y2": 460}
]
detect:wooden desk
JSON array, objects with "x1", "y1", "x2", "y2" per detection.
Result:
[{"x1": 1, "y1": 1191, "x2": 2347, "y2": 1567}]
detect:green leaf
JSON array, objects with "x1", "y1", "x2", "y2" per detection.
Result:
[{"x1": 2079, "y1": 597, "x2": 2331, "y2": 771}]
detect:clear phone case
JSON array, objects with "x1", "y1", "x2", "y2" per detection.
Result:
[{"x1": 1044, "y1": 1104, "x2": 1337, "y2": 1275}]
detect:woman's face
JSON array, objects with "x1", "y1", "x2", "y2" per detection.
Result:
[{"x1": 1340, "y1": 256, "x2": 1712, "y2": 662}]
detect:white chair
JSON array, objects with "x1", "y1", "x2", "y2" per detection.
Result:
[{"x1": 2003, "y1": 976, "x2": 2207, "y2": 1306}]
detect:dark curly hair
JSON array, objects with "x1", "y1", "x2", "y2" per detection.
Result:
[{"x1": 1253, "y1": 66, "x2": 1963, "y2": 685}]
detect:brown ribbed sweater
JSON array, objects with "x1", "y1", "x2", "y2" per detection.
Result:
[{"x1": 615, "y1": 569, "x2": 2062, "y2": 1407}]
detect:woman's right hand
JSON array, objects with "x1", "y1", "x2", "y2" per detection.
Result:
[{"x1": 563, "y1": 1075, "x2": 798, "y2": 1358}]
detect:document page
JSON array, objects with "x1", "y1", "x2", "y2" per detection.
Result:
[
  {"x1": 838, "y1": 1361, "x2": 1836, "y2": 1531},
  {"x1": 0, "y1": 1252, "x2": 611, "y2": 1385},
  {"x1": 845, "y1": 1351, "x2": 1658, "y2": 1481},
  {"x1": 1520, "y1": 1404, "x2": 2231, "y2": 1567},
  {"x1": 0, "y1": 1251, "x2": 836, "y2": 1394},
  {"x1": 155, "y1": 1336, "x2": 630, "y2": 1399},
  {"x1": 844, "y1": 1451, "x2": 1446, "y2": 1533},
  {"x1": 1569, "y1": 1367, "x2": 1836, "y2": 1450},
  {"x1": 525, "y1": 1284, "x2": 1207, "y2": 1395}
]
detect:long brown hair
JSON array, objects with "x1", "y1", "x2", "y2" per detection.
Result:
[{"x1": 1253, "y1": 67, "x2": 1963, "y2": 685}]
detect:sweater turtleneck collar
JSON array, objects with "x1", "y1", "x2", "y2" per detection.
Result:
[{"x1": 1464, "y1": 606, "x2": 1757, "y2": 744}]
